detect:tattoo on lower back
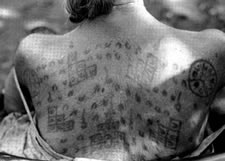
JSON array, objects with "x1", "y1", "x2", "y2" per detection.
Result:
[
  {"x1": 47, "y1": 105, "x2": 75, "y2": 132},
  {"x1": 89, "y1": 131, "x2": 128, "y2": 149},
  {"x1": 89, "y1": 120, "x2": 129, "y2": 149},
  {"x1": 157, "y1": 118, "x2": 182, "y2": 150},
  {"x1": 188, "y1": 59, "x2": 217, "y2": 97},
  {"x1": 77, "y1": 134, "x2": 85, "y2": 141},
  {"x1": 97, "y1": 120, "x2": 120, "y2": 132}
]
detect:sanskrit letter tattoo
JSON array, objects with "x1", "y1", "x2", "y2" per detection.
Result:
[{"x1": 188, "y1": 59, "x2": 217, "y2": 97}]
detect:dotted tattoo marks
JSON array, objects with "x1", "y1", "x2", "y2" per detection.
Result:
[
  {"x1": 157, "y1": 119, "x2": 182, "y2": 150},
  {"x1": 188, "y1": 59, "x2": 217, "y2": 97},
  {"x1": 47, "y1": 105, "x2": 75, "y2": 132}
]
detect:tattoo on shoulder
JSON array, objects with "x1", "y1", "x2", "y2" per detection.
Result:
[{"x1": 188, "y1": 59, "x2": 217, "y2": 97}]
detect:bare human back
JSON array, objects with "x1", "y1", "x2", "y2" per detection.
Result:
[{"x1": 10, "y1": 0, "x2": 225, "y2": 161}]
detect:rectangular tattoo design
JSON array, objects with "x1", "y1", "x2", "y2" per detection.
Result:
[
  {"x1": 47, "y1": 105, "x2": 74, "y2": 132},
  {"x1": 157, "y1": 118, "x2": 182, "y2": 150}
]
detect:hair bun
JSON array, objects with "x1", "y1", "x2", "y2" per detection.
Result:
[{"x1": 66, "y1": 0, "x2": 114, "y2": 23}]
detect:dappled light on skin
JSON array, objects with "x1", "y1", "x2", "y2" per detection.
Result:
[
  {"x1": 157, "y1": 37, "x2": 193, "y2": 85},
  {"x1": 189, "y1": 111, "x2": 202, "y2": 128},
  {"x1": 0, "y1": 7, "x2": 20, "y2": 19}
]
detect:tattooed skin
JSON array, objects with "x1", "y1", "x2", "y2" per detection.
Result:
[
  {"x1": 188, "y1": 59, "x2": 217, "y2": 97},
  {"x1": 23, "y1": 69, "x2": 41, "y2": 98},
  {"x1": 16, "y1": 37, "x2": 221, "y2": 161}
]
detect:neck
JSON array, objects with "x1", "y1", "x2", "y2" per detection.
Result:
[
  {"x1": 114, "y1": 0, "x2": 144, "y2": 6},
  {"x1": 111, "y1": 0, "x2": 161, "y2": 29}
]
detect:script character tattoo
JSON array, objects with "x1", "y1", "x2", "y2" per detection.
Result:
[
  {"x1": 47, "y1": 105, "x2": 75, "y2": 132},
  {"x1": 157, "y1": 118, "x2": 182, "y2": 150},
  {"x1": 174, "y1": 92, "x2": 182, "y2": 112}
]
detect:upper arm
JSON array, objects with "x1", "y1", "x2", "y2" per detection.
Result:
[
  {"x1": 4, "y1": 69, "x2": 25, "y2": 113},
  {"x1": 211, "y1": 86, "x2": 225, "y2": 115},
  {"x1": 203, "y1": 29, "x2": 225, "y2": 114},
  {"x1": 15, "y1": 33, "x2": 44, "y2": 85},
  {"x1": 4, "y1": 34, "x2": 43, "y2": 113}
]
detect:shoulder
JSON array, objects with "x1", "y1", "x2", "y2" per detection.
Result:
[
  {"x1": 15, "y1": 33, "x2": 66, "y2": 63},
  {"x1": 199, "y1": 29, "x2": 225, "y2": 47},
  {"x1": 16, "y1": 33, "x2": 60, "y2": 56},
  {"x1": 199, "y1": 29, "x2": 225, "y2": 59},
  {"x1": 200, "y1": 29, "x2": 225, "y2": 39},
  {"x1": 15, "y1": 34, "x2": 44, "y2": 69},
  {"x1": 178, "y1": 28, "x2": 225, "y2": 57},
  {"x1": 174, "y1": 28, "x2": 225, "y2": 45},
  {"x1": 15, "y1": 33, "x2": 65, "y2": 81}
]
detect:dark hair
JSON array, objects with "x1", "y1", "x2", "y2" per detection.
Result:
[{"x1": 66, "y1": 0, "x2": 115, "y2": 23}]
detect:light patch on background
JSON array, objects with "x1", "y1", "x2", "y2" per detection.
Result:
[
  {"x1": 0, "y1": 7, "x2": 20, "y2": 19},
  {"x1": 24, "y1": 20, "x2": 52, "y2": 31}
]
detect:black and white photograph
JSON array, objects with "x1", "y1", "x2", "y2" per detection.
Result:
[{"x1": 1, "y1": 0, "x2": 225, "y2": 161}]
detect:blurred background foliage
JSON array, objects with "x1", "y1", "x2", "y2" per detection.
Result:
[{"x1": 0, "y1": 0, "x2": 225, "y2": 89}]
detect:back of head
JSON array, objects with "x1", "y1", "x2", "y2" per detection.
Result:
[{"x1": 66, "y1": 0, "x2": 115, "y2": 23}]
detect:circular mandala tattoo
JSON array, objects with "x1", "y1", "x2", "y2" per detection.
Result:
[{"x1": 188, "y1": 59, "x2": 217, "y2": 97}]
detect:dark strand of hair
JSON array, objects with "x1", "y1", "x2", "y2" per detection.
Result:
[{"x1": 66, "y1": 0, "x2": 115, "y2": 23}]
